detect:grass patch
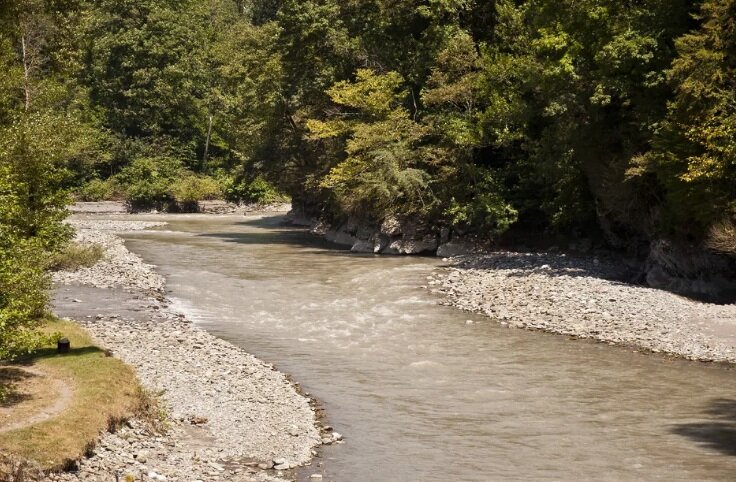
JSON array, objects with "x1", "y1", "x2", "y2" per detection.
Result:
[
  {"x1": 0, "y1": 318, "x2": 141, "y2": 471},
  {"x1": 47, "y1": 243, "x2": 104, "y2": 272}
]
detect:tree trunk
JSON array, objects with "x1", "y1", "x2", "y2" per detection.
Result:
[
  {"x1": 21, "y1": 34, "x2": 30, "y2": 110},
  {"x1": 203, "y1": 114, "x2": 213, "y2": 169}
]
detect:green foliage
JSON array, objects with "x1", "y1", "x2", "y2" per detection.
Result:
[
  {"x1": 642, "y1": 0, "x2": 736, "y2": 235},
  {"x1": 309, "y1": 69, "x2": 433, "y2": 219},
  {"x1": 84, "y1": 0, "x2": 209, "y2": 149},
  {"x1": 208, "y1": 21, "x2": 284, "y2": 165},
  {"x1": 0, "y1": 165, "x2": 49, "y2": 361},
  {"x1": 0, "y1": 1, "x2": 103, "y2": 360},
  {"x1": 446, "y1": 168, "x2": 518, "y2": 237},
  {"x1": 115, "y1": 157, "x2": 182, "y2": 210},
  {"x1": 0, "y1": 237, "x2": 48, "y2": 360},
  {"x1": 114, "y1": 157, "x2": 225, "y2": 210},
  {"x1": 0, "y1": 112, "x2": 75, "y2": 251},
  {"x1": 46, "y1": 243, "x2": 105, "y2": 272},
  {"x1": 170, "y1": 174, "x2": 222, "y2": 204},
  {"x1": 220, "y1": 173, "x2": 288, "y2": 204},
  {"x1": 78, "y1": 178, "x2": 124, "y2": 202}
]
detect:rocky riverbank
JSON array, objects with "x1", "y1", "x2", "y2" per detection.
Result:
[
  {"x1": 51, "y1": 218, "x2": 332, "y2": 481},
  {"x1": 431, "y1": 251, "x2": 736, "y2": 363}
]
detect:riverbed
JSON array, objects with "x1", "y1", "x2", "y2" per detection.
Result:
[{"x1": 107, "y1": 214, "x2": 736, "y2": 480}]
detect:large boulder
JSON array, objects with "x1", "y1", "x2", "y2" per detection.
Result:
[{"x1": 436, "y1": 240, "x2": 479, "y2": 258}]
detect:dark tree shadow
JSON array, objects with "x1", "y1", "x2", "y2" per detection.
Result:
[
  {"x1": 671, "y1": 399, "x2": 736, "y2": 455},
  {"x1": 0, "y1": 367, "x2": 35, "y2": 407},
  {"x1": 11, "y1": 346, "x2": 106, "y2": 366},
  {"x1": 453, "y1": 251, "x2": 635, "y2": 283},
  {"x1": 196, "y1": 214, "x2": 355, "y2": 255}
]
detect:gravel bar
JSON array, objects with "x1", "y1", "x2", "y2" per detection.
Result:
[
  {"x1": 51, "y1": 218, "x2": 330, "y2": 481},
  {"x1": 432, "y1": 251, "x2": 736, "y2": 363}
]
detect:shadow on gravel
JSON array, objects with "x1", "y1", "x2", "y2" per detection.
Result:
[
  {"x1": 454, "y1": 252, "x2": 635, "y2": 283},
  {"x1": 672, "y1": 398, "x2": 736, "y2": 455}
]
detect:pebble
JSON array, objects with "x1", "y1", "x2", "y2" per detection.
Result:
[
  {"x1": 50, "y1": 217, "x2": 324, "y2": 482},
  {"x1": 433, "y1": 251, "x2": 736, "y2": 363}
]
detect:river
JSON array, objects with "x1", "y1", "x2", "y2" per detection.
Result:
[{"x1": 117, "y1": 213, "x2": 736, "y2": 481}]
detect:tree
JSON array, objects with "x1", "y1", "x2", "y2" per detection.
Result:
[
  {"x1": 307, "y1": 69, "x2": 433, "y2": 219},
  {"x1": 84, "y1": 0, "x2": 210, "y2": 167},
  {"x1": 641, "y1": 0, "x2": 736, "y2": 238}
]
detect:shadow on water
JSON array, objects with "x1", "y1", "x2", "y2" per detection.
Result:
[
  {"x1": 672, "y1": 399, "x2": 736, "y2": 456},
  {"x1": 237, "y1": 216, "x2": 294, "y2": 229},
  {"x1": 198, "y1": 230, "x2": 353, "y2": 254},
  {"x1": 195, "y1": 215, "x2": 358, "y2": 254}
]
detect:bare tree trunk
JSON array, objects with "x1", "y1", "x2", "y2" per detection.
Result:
[
  {"x1": 203, "y1": 114, "x2": 213, "y2": 169},
  {"x1": 21, "y1": 34, "x2": 30, "y2": 110}
]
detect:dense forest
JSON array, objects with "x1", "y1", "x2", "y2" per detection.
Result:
[{"x1": 0, "y1": 0, "x2": 734, "y2": 354}]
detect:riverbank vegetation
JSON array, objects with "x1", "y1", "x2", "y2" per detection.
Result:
[
  {"x1": 0, "y1": 0, "x2": 734, "y2": 352},
  {"x1": 0, "y1": 318, "x2": 145, "y2": 471},
  {"x1": 1, "y1": 0, "x2": 733, "y2": 241},
  {"x1": 0, "y1": 0, "x2": 731, "y2": 241}
]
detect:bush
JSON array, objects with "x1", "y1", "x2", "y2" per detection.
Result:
[
  {"x1": 115, "y1": 156, "x2": 182, "y2": 210},
  {"x1": 115, "y1": 158, "x2": 228, "y2": 211},
  {"x1": 0, "y1": 236, "x2": 48, "y2": 361},
  {"x1": 706, "y1": 218, "x2": 736, "y2": 256},
  {"x1": 47, "y1": 243, "x2": 105, "y2": 272},
  {"x1": 170, "y1": 174, "x2": 222, "y2": 207},
  {"x1": 77, "y1": 178, "x2": 124, "y2": 202},
  {"x1": 221, "y1": 174, "x2": 288, "y2": 204},
  {"x1": 445, "y1": 168, "x2": 518, "y2": 238}
]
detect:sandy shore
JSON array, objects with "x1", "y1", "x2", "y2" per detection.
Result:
[
  {"x1": 51, "y1": 218, "x2": 334, "y2": 482},
  {"x1": 431, "y1": 251, "x2": 736, "y2": 363}
]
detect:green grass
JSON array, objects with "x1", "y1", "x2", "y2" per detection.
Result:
[
  {"x1": 46, "y1": 243, "x2": 104, "y2": 272},
  {"x1": 0, "y1": 318, "x2": 142, "y2": 470}
]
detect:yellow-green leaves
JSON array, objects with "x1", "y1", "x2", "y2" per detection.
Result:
[
  {"x1": 327, "y1": 69, "x2": 405, "y2": 117},
  {"x1": 307, "y1": 69, "x2": 433, "y2": 218},
  {"x1": 648, "y1": 0, "x2": 736, "y2": 232}
]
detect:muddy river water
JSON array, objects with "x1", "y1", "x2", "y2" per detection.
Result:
[{"x1": 117, "y1": 214, "x2": 736, "y2": 481}]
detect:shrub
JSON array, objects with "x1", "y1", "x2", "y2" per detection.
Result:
[
  {"x1": 705, "y1": 218, "x2": 736, "y2": 256},
  {"x1": 77, "y1": 178, "x2": 124, "y2": 202},
  {"x1": 220, "y1": 174, "x2": 288, "y2": 204},
  {"x1": 47, "y1": 243, "x2": 105, "y2": 272},
  {"x1": 170, "y1": 174, "x2": 222, "y2": 206},
  {"x1": 0, "y1": 236, "x2": 48, "y2": 361},
  {"x1": 242, "y1": 176, "x2": 287, "y2": 204},
  {"x1": 445, "y1": 168, "x2": 518, "y2": 238},
  {"x1": 116, "y1": 157, "x2": 182, "y2": 210}
]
